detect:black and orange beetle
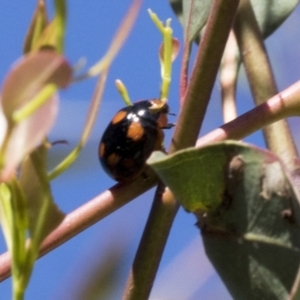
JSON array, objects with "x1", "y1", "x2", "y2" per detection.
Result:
[{"x1": 99, "y1": 99, "x2": 172, "y2": 182}]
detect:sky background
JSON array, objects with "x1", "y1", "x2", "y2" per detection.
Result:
[{"x1": 0, "y1": 1, "x2": 300, "y2": 299}]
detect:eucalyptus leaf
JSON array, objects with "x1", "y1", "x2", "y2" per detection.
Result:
[
  {"x1": 169, "y1": 0, "x2": 183, "y2": 23},
  {"x1": 148, "y1": 146, "x2": 226, "y2": 211},
  {"x1": 169, "y1": 0, "x2": 299, "y2": 40},
  {"x1": 170, "y1": 0, "x2": 212, "y2": 43},
  {"x1": 251, "y1": 0, "x2": 299, "y2": 38},
  {"x1": 148, "y1": 141, "x2": 300, "y2": 299}
]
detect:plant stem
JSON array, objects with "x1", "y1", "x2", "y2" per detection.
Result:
[
  {"x1": 196, "y1": 79, "x2": 300, "y2": 148},
  {"x1": 179, "y1": 42, "x2": 191, "y2": 104},
  {"x1": 13, "y1": 282, "x2": 24, "y2": 300},
  {"x1": 9, "y1": 180, "x2": 28, "y2": 300},
  {"x1": 233, "y1": 0, "x2": 299, "y2": 170},
  {"x1": 171, "y1": 0, "x2": 240, "y2": 152},
  {"x1": 122, "y1": 185, "x2": 177, "y2": 300},
  {"x1": 122, "y1": 1, "x2": 240, "y2": 299}
]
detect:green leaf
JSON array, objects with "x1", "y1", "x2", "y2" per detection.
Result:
[
  {"x1": 169, "y1": 0, "x2": 183, "y2": 23},
  {"x1": 148, "y1": 142, "x2": 235, "y2": 212},
  {"x1": 23, "y1": 0, "x2": 48, "y2": 53},
  {"x1": 170, "y1": 0, "x2": 299, "y2": 40},
  {"x1": 148, "y1": 141, "x2": 300, "y2": 299},
  {"x1": 170, "y1": 0, "x2": 212, "y2": 43},
  {"x1": 251, "y1": 0, "x2": 299, "y2": 38},
  {"x1": 31, "y1": 0, "x2": 66, "y2": 53}
]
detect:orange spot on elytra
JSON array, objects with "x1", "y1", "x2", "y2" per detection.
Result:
[
  {"x1": 112, "y1": 111, "x2": 127, "y2": 124},
  {"x1": 127, "y1": 122, "x2": 145, "y2": 141},
  {"x1": 107, "y1": 153, "x2": 120, "y2": 165},
  {"x1": 121, "y1": 158, "x2": 135, "y2": 168},
  {"x1": 99, "y1": 142, "x2": 105, "y2": 157}
]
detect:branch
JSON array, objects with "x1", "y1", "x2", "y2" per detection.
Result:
[{"x1": 196, "y1": 80, "x2": 300, "y2": 147}]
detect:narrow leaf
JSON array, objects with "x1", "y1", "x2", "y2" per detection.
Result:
[
  {"x1": 23, "y1": 0, "x2": 48, "y2": 53},
  {"x1": 31, "y1": 0, "x2": 66, "y2": 52}
]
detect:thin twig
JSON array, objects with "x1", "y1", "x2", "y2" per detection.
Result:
[
  {"x1": 196, "y1": 79, "x2": 300, "y2": 147},
  {"x1": 122, "y1": 184, "x2": 177, "y2": 300}
]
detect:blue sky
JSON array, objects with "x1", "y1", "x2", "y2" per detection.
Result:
[{"x1": 0, "y1": 1, "x2": 300, "y2": 299}]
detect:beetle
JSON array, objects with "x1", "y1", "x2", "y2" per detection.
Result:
[{"x1": 98, "y1": 99, "x2": 172, "y2": 182}]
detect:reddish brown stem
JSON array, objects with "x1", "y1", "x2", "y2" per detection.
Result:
[
  {"x1": 196, "y1": 79, "x2": 300, "y2": 148},
  {"x1": 179, "y1": 42, "x2": 191, "y2": 105},
  {"x1": 171, "y1": 0, "x2": 240, "y2": 152}
]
